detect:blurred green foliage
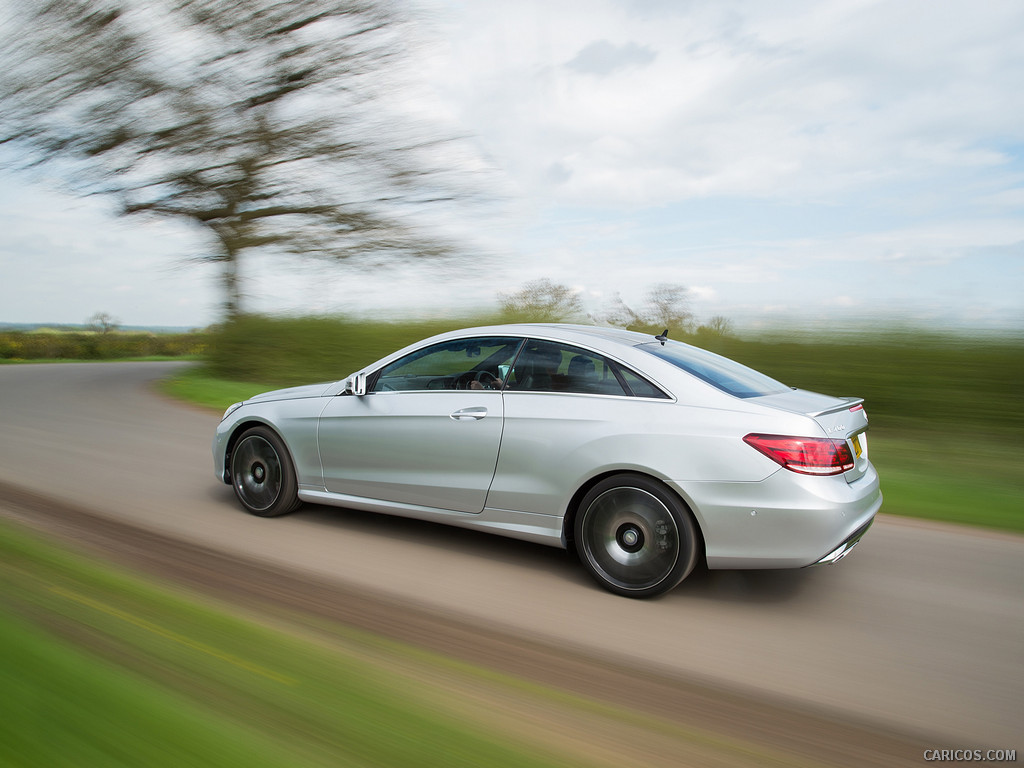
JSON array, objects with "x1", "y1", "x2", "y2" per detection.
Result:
[
  {"x1": 693, "y1": 331, "x2": 1024, "y2": 443},
  {"x1": 0, "y1": 518, "x2": 593, "y2": 768},
  {"x1": 869, "y1": 434, "x2": 1022, "y2": 531},
  {"x1": 0, "y1": 329, "x2": 205, "y2": 361},
  {"x1": 204, "y1": 314, "x2": 508, "y2": 385}
]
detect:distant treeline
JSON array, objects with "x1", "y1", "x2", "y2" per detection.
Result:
[{"x1": 0, "y1": 329, "x2": 205, "y2": 360}]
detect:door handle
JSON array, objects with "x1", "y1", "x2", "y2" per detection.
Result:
[{"x1": 450, "y1": 406, "x2": 488, "y2": 421}]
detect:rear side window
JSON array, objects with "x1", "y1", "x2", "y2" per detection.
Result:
[
  {"x1": 638, "y1": 341, "x2": 788, "y2": 398},
  {"x1": 617, "y1": 366, "x2": 669, "y2": 399},
  {"x1": 508, "y1": 340, "x2": 668, "y2": 398}
]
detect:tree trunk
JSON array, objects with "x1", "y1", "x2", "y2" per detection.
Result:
[{"x1": 221, "y1": 254, "x2": 242, "y2": 320}]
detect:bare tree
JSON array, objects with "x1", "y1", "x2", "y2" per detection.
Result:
[
  {"x1": 0, "y1": 0, "x2": 467, "y2": 318},
  {"x1": 499, "y1": 278, "x2": 583, "y2": 321},
  {"x1": 86, "y1": 312, "x2": 120, "y2": 334},
  {"x1": 593, "y1": 291, "x2": 641, "y2": 328},
  {"x1": 643, "y1": 283, "x2": 693, "y2": 333},
  {"x1": 698, "y1": 315, "x2": 734, "y2": 337}
]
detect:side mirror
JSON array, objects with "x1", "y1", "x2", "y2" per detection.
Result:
[{"x1": 343, "y1": 372, "x2": 367, "y2": 396}]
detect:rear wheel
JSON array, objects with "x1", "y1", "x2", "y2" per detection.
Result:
[
  {"x1": 230, "y1": 426, "x2": 301, "y2": 517},
  {"x1": 574, "y1": 474, "x2": 698, "y2": 598}
]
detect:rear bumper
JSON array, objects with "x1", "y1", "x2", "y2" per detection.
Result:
[{"x1": 677, "y1": 461, "x2": 882, "y2": 570}]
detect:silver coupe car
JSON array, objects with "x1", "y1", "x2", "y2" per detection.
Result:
[{"x1": 213, "y1": 324, "x2": 880, "y2": 597}]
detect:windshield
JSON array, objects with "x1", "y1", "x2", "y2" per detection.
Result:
[{"x1": 638, "y1": 341, "x2": 789, "y2": 398}]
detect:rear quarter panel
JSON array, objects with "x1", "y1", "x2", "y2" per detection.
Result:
[{"x1": 485, "y1": 391, "x2": 814, "y2": 520}]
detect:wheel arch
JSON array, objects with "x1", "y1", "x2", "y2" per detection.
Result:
[
  {"x1": 222, "y1": 418, "x2": 286, "y2": 484},
  {"x1": 563, "y1": 470, "x2": 707, "y2": 564}
]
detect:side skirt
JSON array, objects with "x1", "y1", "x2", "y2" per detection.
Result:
[{"x1": 297, "y1": 489, "x2": 566, "y2": 548}]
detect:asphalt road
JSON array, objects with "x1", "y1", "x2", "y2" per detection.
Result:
[{"x1": 1, "y1": 362, "x2": 1020, "y2": 748}]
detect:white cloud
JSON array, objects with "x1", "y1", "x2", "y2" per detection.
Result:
[
  {"x1": 565, "y1": 40, "x2": 657, "y2": 76},
  {"x1": 1, "y1": 0, "x2": 1022, "y2": 329},
  {"x1": 426, "y1": 0, "x2": 1024, "y2": 208},
  {"x1": 689, "y1": 285, "x2": 718, "y2": 301}
]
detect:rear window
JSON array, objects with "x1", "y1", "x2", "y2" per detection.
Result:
[{"x1": 638, "y1": 341, "x2": 789, "y2": 398}]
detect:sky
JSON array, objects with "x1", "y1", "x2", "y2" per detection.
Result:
[{"x1": 1, "y1": 0, "x2": 1023, "y2": 331}]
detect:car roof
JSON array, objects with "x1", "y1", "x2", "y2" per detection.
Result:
[{"x1": 454, "y1": 322, "x2": 658, "y2": 348}]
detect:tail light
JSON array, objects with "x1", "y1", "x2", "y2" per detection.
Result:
[{"x1": 743, "y1": 434, "x2": 855, "y2": 476}]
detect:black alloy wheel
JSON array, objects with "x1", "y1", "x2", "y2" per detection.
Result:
[
  {"x1": 230, "y1": 426, "x2": 301, "y2": 517},
  {"x1": 574, "y1": 474, "x2": 699, "y2": 598}
]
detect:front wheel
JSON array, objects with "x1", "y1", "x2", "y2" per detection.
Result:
[
  {"x1": 574, "y1": 474, "x2": 699, "y2": 598},
  {"x1": 229, "y1": 426, "x2": 301, "y2": 517}
]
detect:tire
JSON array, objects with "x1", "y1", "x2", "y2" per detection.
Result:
[
  {"x1": 229, "y1": 426, "x2": 301, "y2": 517},
  {"x1": 574, "y1": 474, "x2": 699, "y2": 598}
]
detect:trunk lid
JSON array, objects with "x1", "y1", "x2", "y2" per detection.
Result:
[{"x1": 752, "y1": 388, "x2": 871, "y2": 482}]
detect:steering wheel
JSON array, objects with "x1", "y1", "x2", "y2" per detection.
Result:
[{"x1": 456, "y1": 370, "x2": 500, "y2": 390}]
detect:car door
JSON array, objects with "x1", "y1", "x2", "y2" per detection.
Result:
[
  {"x1": 485, "y1": 339, "x2": 672, "y2": 516},
  {"x1": 316, "y1": 336, "x2": 521, "y2": 514}
]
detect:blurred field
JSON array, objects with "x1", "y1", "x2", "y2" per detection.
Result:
[
  {"x1": 0, "y1": 517, "x2": 582, "y2": 768},
  {"x1": 869, "y1": 435, "x2": 1021, "y2": 530},
  {"x1": 0, "y1": 516, "x2": 799, "y2": 768}
]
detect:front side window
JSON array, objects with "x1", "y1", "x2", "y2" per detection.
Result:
[
  {"x1": 372, "y1": 337, "x2": 522, "y2": 392},
  {"x1": 506, "y1": 340, "x2": 668, "y2": 398}
]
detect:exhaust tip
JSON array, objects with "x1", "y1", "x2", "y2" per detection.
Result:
[{"x1": 813, "y1": 520, "x2": 873, "y2": 565}]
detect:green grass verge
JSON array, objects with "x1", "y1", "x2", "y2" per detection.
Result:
[
  {"x1": 159, "y1": 367, "x2": 278, "y2": 410},
  {"x1": 868, "y1": 433, "x2": 1024, "y2": 532},
  {"x1": 0, "y1": 518, "x2": 594, "y2": 768}
]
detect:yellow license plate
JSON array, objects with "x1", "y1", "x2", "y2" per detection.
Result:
[{"x1": 851, "y1": 433, "x2": 865, "y2": 458}]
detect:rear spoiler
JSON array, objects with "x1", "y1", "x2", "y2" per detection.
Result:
[{"x1": 808, "y1": 397, "x2": 864, "y2": 418}]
